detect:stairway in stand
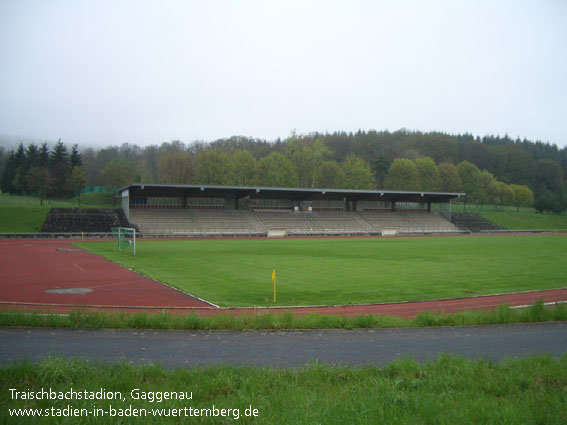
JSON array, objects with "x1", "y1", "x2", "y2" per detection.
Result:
[{"x1": 450, "y1": 213, "x2": 503, "y2": 233}]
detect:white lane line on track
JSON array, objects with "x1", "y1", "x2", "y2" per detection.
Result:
[
  {"x1": 510, "y1": 300, "x2": 567, "y2": 309},
  {"x1": 73, "y1": 263, "x2": 86, "y2": 272}
]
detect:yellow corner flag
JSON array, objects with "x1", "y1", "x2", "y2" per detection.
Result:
[{"x1": 272, "y1": 269, "x2": 276, "y2": 304}]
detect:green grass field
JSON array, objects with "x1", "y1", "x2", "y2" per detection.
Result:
[{"x1": 76, "y1": 235, "x2": 567, "y2": 307}]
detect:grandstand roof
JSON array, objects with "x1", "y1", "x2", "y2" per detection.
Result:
[{"x1": 119, "y1": 184, "x2": 464, "y2": 203}]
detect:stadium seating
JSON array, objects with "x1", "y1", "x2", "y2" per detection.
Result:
[
  {"x1": 129, "y1": 208, "x2": 461, "y2": 237},
  {"x1": 253, "y1": 211, "x2": 371, "y2": 236},
  {"x1": 359, "y1": 211, "x2": 459, "y2": 234},
  {"x1": 450, "y1": 213, "x2": 503, "y2": 233},
  {"x1": 41, "y1": 208, "x2": 129, "y2": 233},
  {"x1": 129, "y1": 209, "x2": 265, "y2": 237}
]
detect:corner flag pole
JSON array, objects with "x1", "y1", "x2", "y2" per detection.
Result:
[{"x1": 272, "y1": 269, "x2": 276, "y2": 304}]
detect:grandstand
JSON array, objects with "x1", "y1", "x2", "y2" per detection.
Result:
[
  {"x1": 359, "y1": 211, "x2": 458, "y2": 235},
  {"x1": 130, "y1": 209, "x2": 265, "y2": 237},
  {"x1": 254, "y1": 211, "x2": 370, "y2": 236},
  {"x1": 119, "y1": 184, "x2": 464, "y2": 237}
]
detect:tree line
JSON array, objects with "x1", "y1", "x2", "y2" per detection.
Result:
[
  {"x1": 1, "y1": 129, "x2": 565, "y2": 212},
  {"x1": 0, "y1": 140, "x2": 86, "y2": 204}
]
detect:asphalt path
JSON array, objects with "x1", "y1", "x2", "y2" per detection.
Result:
[{"x1": 1, "y1": 323, "x2": 566, "y2": 367}]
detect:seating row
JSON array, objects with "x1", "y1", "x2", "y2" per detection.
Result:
[{"x1": 129, "y1": 209, "x2": 460, "y2": 236}]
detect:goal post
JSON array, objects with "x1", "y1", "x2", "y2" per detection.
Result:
[
  {"x1": 111, "y1": 227, "x2": 136, "y2": 256},
  {"x1": 267, "y1": 227, "x2": 287, "y2": 237}
]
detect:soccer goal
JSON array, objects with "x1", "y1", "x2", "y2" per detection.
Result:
[
  {"x1": 267, "y1": 227, "x2": 287, "y2": 237},
  {"x1": 111, "y1": 227, "x2": 136, "y2": 256}
]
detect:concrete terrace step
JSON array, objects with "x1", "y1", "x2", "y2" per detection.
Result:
[
  {"x1": 129, "y1": 209, "x2": 460, "y2": 236},
  {"x1": 450, "y1": 213, "x2": 503, "y2": 233},
  {"x1": 41, "y1": 208, "x2": 130, "y2": 233}
]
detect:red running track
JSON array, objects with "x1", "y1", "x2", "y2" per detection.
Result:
[
  {"x1": 0, "y1": 239, "x2": 213, "y2": 309},
  {"x1": 1, "y1": 238, "x2": 566, "y2": 318}
]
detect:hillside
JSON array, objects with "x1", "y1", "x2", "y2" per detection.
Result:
[
  {"x1": 0, "y1": 193, "x2": 116, "y2": 233},
  {"x1": 0, "y1": 206, "x2": 49, "y2": 233},
  {"x1": 479, "y1": 212, "x2": 567, "y2": 231},
  {"x1": 2, "y1": 131, "x2": 566, "y2": 214}
]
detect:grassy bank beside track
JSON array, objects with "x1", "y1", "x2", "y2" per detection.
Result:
[
  {"x1": 0, "y1": 192, "x2": 114, "y2": 208},
  {"x1": 1, "y1": 301, "x2": 566, "y2": 331},
  {"x1": 0, "y1": 193, "x2": 116, "y2": 233},
  {"x1": 1, "y1": 354, "x2": 566, "y2": 424},
  {"x1": 479, "y1": 211, "x2": 567, "y2": 231},
  {"x1": 0, "y1": 206, "x2": 49, "y2": 233}
]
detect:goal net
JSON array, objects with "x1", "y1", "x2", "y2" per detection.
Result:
[
  {"x1": 111, "y1": 227, "x2": 136, "y2": 256},
  {"x1": 267, "y1": 227, "x2": 287, "y2": 237}
]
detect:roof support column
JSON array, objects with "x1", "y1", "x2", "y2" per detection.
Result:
[
  {"x1": 225, "y1": 194, "x2": 237, "y2": 210},
  {"x1": 121, "y1": 189, "x2": 130, "y2": 221}
]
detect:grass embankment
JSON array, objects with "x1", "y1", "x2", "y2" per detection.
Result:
[
  {"x1": 1, "y1": 354, "x2": 566, "y2": 424},
  {"x1": 75, "y1": 236, "x2": 567, "y2": 307},
  {"x1": 0, "y1": 192, "x2": 114, "y2": 209},
  {"x1": 0, "y1": 206, "x2": 50, "y2": 233},
  {"x1": 479, "y1": 211, "x2": 567, "y2": 231},
  {"x1": 447, "y1": 203, "x2": 535, "y2": 214},
  {"x1": 1, "y1": 301, "x2": 565, "y2": 330},
  {"x1": 0, "y1": 193, "x2": 116, "y2": 233}
]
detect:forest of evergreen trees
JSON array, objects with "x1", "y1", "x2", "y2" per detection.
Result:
[{"x1": 1, "y1": 130, "x2": 566, "y2": 213}]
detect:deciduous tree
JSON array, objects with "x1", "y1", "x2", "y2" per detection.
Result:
[
  {"x1": 232, "y1": 150, "x2": 257, "y2": 186},
  {"x1": 535, "y1": 159, "x2": 563, "y2": 193},
  {"x1": 157, "y1": 152, "x2": 194, "y2": 184},
  {"x1": 534, "y1": 189, "x2": 562, "y2": 213},
  {"x1": 510, "y1": 184, "x2": 534, "y2": 211},
  {"x1": 415, "y1": 157, "x2": 441, "y2": 191},
  {"x1": 286, "y1": 137, "x2": 331, "y2": 188},
  {"x1": 342, "y1": 154, "x2": 375, "y2": 190},
  {"x1": 489, "y1": 181, "x2": 514, "y2": 206},
  {"x1": 457, "y1": 161, "x2": 483, "y2": 204},
  {"x1": 67, "y1": 166, "x2": 87, "y2": 205},
  {"x1": 255, "y1": 152, "x2": 300, "y2": 187},
  {"x1": 101, "y1": 158, "x2": 138, "y2": 188},
  {"x1": 384, "y1": 158, "x2": 420, "y2": 191},
  {"x1": 438, "y1": 162, "x2": 463, "y2": 192},
  {"x1": 26, "y1": 167, "x2": 55, "y2": 205},
  {"x1": 315, "y1": 161, "x2": 347, "y2": 188},
  {"x1": 194, "y1": 149, "x2": 233, "y2": 185},
  {"x1": 478, "y1": 170, "x2": 496, "y2": 204}
]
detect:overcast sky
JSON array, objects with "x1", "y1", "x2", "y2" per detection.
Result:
[{"x1": 0, "y1": 0, "x2": 565, "y2": 149}]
